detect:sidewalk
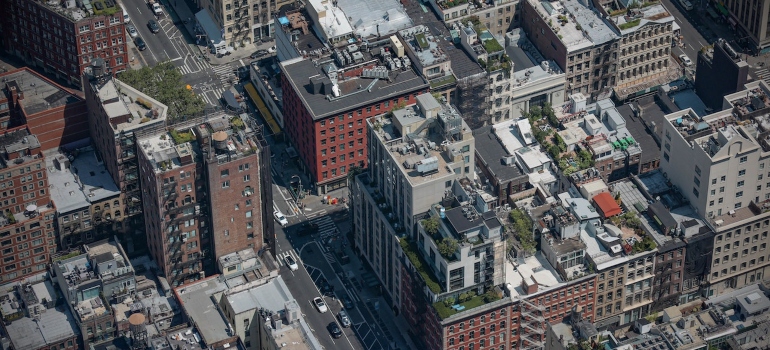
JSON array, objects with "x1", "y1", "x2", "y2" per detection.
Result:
[
  {"x1": 164, "y1": 0, "x2": 276, "y2": 66},
  {"x1": 338, "y1": 241, "x2": 418, "y2": 350}
]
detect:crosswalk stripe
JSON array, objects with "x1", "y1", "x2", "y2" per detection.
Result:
[
  {"x1": 323, "y1": 252, "x2": 335, "y2": 264},
  {"x1": 756, "y1": 68, "x2": 770, "y2": 82}
]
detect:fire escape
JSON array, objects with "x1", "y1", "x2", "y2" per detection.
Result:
[
  {"x1": 120, "y1": 135, "x2": 142, "y2": 216},
  {"x1": 163, "y1": 183, "x2": 205, "y2": 284},
  {"x1": 518, "y1": 298, "x2": 546, "y2": 350}
]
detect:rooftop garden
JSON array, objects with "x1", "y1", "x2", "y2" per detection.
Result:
[
  {"x1": 433, "y1": 289, "x2": 502, "y2": 319},
  {"x1": 524, "y1": 103, "x2": 595, "y2": 175},
  {"x1": 400, "y1": 237, "x2": 443, "y2": 294},
  {"x1": 430, "y1": 74, "x2": 457, "y2": 89},
  {"x1": 422, "y1": 217, "x2": 459, "y2": 260},
  {"x1": 508, "y1": 209, "x2": 535, "y2": 255},
  {"x1": 118, "y1": 61, "x2": 205, "y2": 121},
  {"x1": 618, "y1": 18, "x2": 641, "y2": 30},
  {"x1": 92, "y1": 0, "x2": 120, "y2": 17},
  {"x1": 230, "y1": 116, "x2": 245, "y2": 130},
  {"x1": 439, "y1": 0, "x2": 468, "y2": 9},
  {"x1": 170, "y1": 129, "x2": 195, "y2": 144}
]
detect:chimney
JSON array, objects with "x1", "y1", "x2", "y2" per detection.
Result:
[
  {"x1": 6, "y1": 81, "x2": 21, "y2": 107},
  {"x1": 270, "y1": 312, "x2": 282, "y2": 330},
  {"x1": 522, "y1": 276, "x2": 538, "y2": 294}
]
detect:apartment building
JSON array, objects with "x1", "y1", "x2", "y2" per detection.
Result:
[
  {"x1": 0, "y1": 0, "x2": 128, "y2": 87},
  {"x1": 46, "y1": 147, "x2": 122, "y2": 250},
  {"x1": 427, "y1": 0, "x2": 519, "y2": 40},
  {"x1": 195, "y1": 0, "x2": 292, "y2": 50},
  {"x1": 580, "y1": 99, "x2": 642, "y2": 182},
  {"x1": 0, "y1": 68, "x2": 89, "y2": 151},
  {"x1": 604, "y1": 2, "x2": 678, "y2": 101},
  {"x1": 197, "y1": 116, "x2": 272, "y2": 262},
  {"x1": 659, "y1": 81, "x2": 770, "y2": 297},
  {"x1": 0, "y1": 128, "x2": 56, "y2": 284},
  {"x1": 351, "y1": 93, "x2": 475, "y2": 307},
  {"x1": 520, "y1": 0, "x2": 618, "y2": 102},
  {"x1": 52, "y1": 238, "x2": 135, "y2": 347},
  {"x1": 695, "y1": 38, "x2": 750, "y2": 112},
  {"x1": 0, "y1": 275, "x2": 81, "y2": 350},
  {"x1": 280, "y1": 49, "x2": 429, "y2": 193},
  {"x1": 723, "y1": 0, "x2": 770, "y2": 54},
  {"x1": 83, "y1": 64, "x2": 168, "y2": 242},
  {"x1": 138, "y1": 130, "x2": 205, "y2": 287}
]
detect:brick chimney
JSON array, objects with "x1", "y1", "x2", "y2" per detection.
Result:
[
  {"x1": 522, "y1": 276, "x2": 538, "y2": 295},
  {"x1": 5, "y1": 81, "x2": 22, "y2": 108}
]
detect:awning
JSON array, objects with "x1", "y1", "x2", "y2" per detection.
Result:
[
  {"x1": 716, "y1": 3, "x2": 729, "y2": 16},
  {"x1": 195, "y1": 9, "x2": 224, "y2": 46},
  {"x1": 222, "y1": 90, "x2": 240, "y2": 111},
  {"x1": 244, "y1": 82, "x2": 281, "y2": 135}
]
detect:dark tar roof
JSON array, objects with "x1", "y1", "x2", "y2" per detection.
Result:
[
  {"x1": 2, "y1": 69, "x2": 82, "y2": 115},
  {"x1": 444, "y1": 206, "x2": 484, "y2": 233},
  {"x1": 648, "y1": 201, "x2": 678, "y2": 228},
  {"x1": 282, "y1": 58, "x2": 429, "y2": 120},
  {"x1": 616, "y1": 103, "x2": 661, "y2": 165},
  {"x1": 506, "y1": 46, "x2": 537, "y2": 72},
  {"x1": 473, "y1": 126, "x2": 527, "y2": 182},
  {"x1": 93, "y1": 252, "x2": 114, "y2": 264}
]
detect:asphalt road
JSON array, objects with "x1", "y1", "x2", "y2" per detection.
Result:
[
  {"x1": 661, "y1": 0, "x2": 707, "y2": 68},
  {"x1": 119, "y1": 0, "x2": 230, "y2": 105}
]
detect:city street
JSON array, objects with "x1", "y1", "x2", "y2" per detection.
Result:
[{"x1": 120, "y1": 0, "x2": 230, "y2": 105}]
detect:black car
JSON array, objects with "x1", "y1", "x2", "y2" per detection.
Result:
[
  {"x1": 134, "y1": 37, "x2": 147, "y2": 51},
  {"x1": 327, "y1": 322, "x2": 342, "y2": 338},
  {"x1": 147, "y1": 19, "x2": 160, "y2": 33},
  {"x1": 250, "y1": 49, "x2": 269, "y2": 59},
  {"x1": 340, "y1": 294, "x2": 355, "y2": 310}
]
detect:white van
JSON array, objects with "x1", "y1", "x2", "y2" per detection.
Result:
[
  {"x1": 678, "y1": 0, "x2": 693, "y2": 11},
  {"x1": 123, "y1": 10, "x2": 130, "y2": 23}
]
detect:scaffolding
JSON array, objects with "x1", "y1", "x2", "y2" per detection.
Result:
[{"x1": 455, "y1": 72, "x2": 491, "y2": 129}]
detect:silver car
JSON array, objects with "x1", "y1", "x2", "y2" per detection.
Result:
[
  {"x1": 337, "y1": 310, "x2": 351, "y2": 328},
  {"x1": 126, "y1": 24, "x2": 138, "y2": 38}
]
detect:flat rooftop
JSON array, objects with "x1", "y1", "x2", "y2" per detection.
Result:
[
  {"x1": 472, "y1": 126, "x2": 527, "y2": 183},
  {"x1": 506, "y1": 29, "x2": 564, "y2": 85},
  {"x1": 399, "y1": 25, "x2": 448, "y2": 68},
  {"x1": 2, "y1": 69, "x2": 82, "y2": 115},
  {"x1": 226, "y1": 276, "x2": 294, "y2": 315},
  {"x1": 92, "y1": 78, "x2": 168, "y2": 133},
  {"x1": 45, "y1": 148, "x2": 120, "y2": 214},
  {"x1": 504, "y1": 252, "x2": 564, "y2": 298},
  {"x1": 281, "y1": 56, "x2": 429, "y2": 120},
  {"x1": 5, "y1": 306, "x2": 80, "y2": 350},
  {"x1": 336, "y1": 0, "x2": 412, "y2": 38},
  {"x1": 176, "y1": 276, "x2": 231, "y2": 345},
  {"x1": 138, "y1": 133, "x2": 196, "y2": 173},
  {"x1": 307, "y1": 0, "x2": 354, "y2": 41},
  {"x1": 528, "y1": 0, "x2": 618, "y2": 51},
  {"x1": 616, "y1": 104, "x2": 660, "y2": 165}
]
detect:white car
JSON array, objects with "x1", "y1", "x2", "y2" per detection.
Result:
[
  {"x1": 152, "y1": 3, "x2": 163, "y2": 15},
  {"x1": 123, "y1": 10, "x2": 130, "y2": 23},
  {"x1": 126, "y1": 24, "x2": 138, "y2": 38},
  {"x1": 679, "y1": 54, "x2": 692, "y2": 67},
  {"x1": 268, "y1": 45, "x2": 276, "y2": 53},
  {"x1": 313, "y1": 297, "x2": 328, "y2": 313},
  {"x1": 274, "y1": 211, "x2": 288, "y2": 226},
  {"x1": 285, "y1": 255, "x2": 298, "y2": 271}
]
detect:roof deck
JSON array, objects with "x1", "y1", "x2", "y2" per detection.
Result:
[
  {"x1": 610, "y1": 3, "x2": 674, "y2": 34},
  {"x1": 0, "y1": 129, "x2": 42, "y2": 169},
  {"x1": 92, "y1": 78, "x2": 168, "y2": 133},
  {"x1": 504, "y1": 253, "x2": 565, "y2": 298},
  {"x1": 139, "y1": 133, "x2": 196, "y2": 173},
  {"x1": 527, "y1": 0, "x2": 617, "y2": 51},
  {"x1": 399, "y1": 25, "x2": 449, "y2": 71},
  {"x1": 40, "y1": 0, "x2": 123, "y2": 21}
]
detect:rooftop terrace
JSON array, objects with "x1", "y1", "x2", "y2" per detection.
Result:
[
  {"x1": 528, "y1": 0, "x2": 618, "y2": 51},
  {"x1": 92, "y1": 77, "x2": 168, "y2": 133},
  {"x1": 610, "y1": 3, "x2": 674, "y2": 34},
  {"x1": 2, "y1": 69, "x2": 82, "y2": 115},
  {"x1": 40, "y1": 0, "x2": 122, "y2": 22},
  {"x1": 336, "y1": 0, "x2": 412, "y2": 38},
  {"x1": 399, "y1": 25, "x2": 449, "y2": 72},
  {"x1": 0, "y1": 129, "x2": 42, "y2": 169}
]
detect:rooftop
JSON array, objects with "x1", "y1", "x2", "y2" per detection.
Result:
[
  {"x1": 37, "y1": 0, "x2": 122, "y2": 22},
  {"x1": 527, "y1": 0, "x2": 618, "y2": 51},
  {"x1": 609, "y1": 3, "x2": 674, "y2": 35},
  {"x1": 335, "y1": 0, "x2": 412, "y2": 38},
  {"x1": 138, "y1": 133, "x2": 196, "y2": 173},
  {"x1": 5, "y1": 305, "x2": 80, "y2": 350},
  {"x1": 399, "y1": 25, "x2": 449, "y2": 70},
  {"x1": 306, "y1": 0, "x2": 354, "y2": 42},
  {"x1": 0, "y1": 128, "x2": 43, "y2": 170},
  {"x1": 175, "y1": 276, "x2": 231, "y2": 345},
  {"x1": 90, "y1": 77, "x2": 168, "y2": 133},
  {"x1": 506, "y1": 29, "x2": 564, "y2": 86},
  {"x1": 281, "y1": 53, "x2": 429, "y2": 120},
  {"x1": 226, "y1": 277, "x2": 294, "y2": 315},
  {"x1": 369, "y1": 94, "x2": 472, "y2": 186},
  {"x1": 2, "y1": 69, "x2": 82, "y2": 115},
  {"x1": 615, "y1": 103, "x2": 660, "y2": 165},
  {"x1": 45, "y1": 147, "x2": 120, "y2": 214},
  {"x1": 504, "y1": 252, "x2": 565, "y2": 298},
  {"x1": 472, "y1": 126, "x2": 527, "y2": 183}
]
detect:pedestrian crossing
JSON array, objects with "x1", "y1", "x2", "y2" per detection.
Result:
[
  {"x1": 211, "y1": 64, "x2": 236, "y2": 85},
  {"x1": 306, "y1": 208, "x2": 328, "y2": 219},
  {"x1": 310, "y1": 215, "x2": 338, "y2": 239},
  {"x1": 276, "y1": 249, "x2": 301, "y2": 267},
  {"x1": 756, "y1": 68, "x2": 770, "y2": 82},
  {"x1": 323, "y1": 251, "x2": 336, "y2": 264}
]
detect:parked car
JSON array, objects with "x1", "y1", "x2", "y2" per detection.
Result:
[
  {"x1": 285, "y1": 254, "x2": 298, "y2": 271},
  {"x1": 340, "y1": 293, "x2": 355, "y2": 310},
  {"x1": 126, "y1": 24, "x2": 138, "y2": 38},
  {"x1": 251, "y1": 49, "x2": 269, "y2": 59},
  {"x1": 148, "y1": 19, "x2": 160, "y2": 33},
  {"x1": 123, "y1": 10, "x2": 130, "y2": 23},
  {"x1": 327, "y1": 322, "x2": 342, "y2": 338},
  {"x1": 313, "y1": 297, "x2": 328, "y2": 313},
  {"x1": 134, "y1": 37, "x2": 147, "y2": 51},
  {"x1": 679, "y1": 54, "x2": 692, "y2": 67},
  {"x1": 337, "y1": 310, "x2": 351, "y2": 328},
  {"x1": 274, "y1": 211, "x2": 288, "y2": 226}
]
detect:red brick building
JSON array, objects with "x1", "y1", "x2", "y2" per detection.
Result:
[
  {"x1": 0, "y1": 68, "x2": 89, "y2": 151},
  {"x1": 0, "y1": 127, "x2": 56, "y2": 284},
  {"x1": 280, "y1": 55, "x2": 429, "y2": 193},
  {"x1": 0, "y1": 0, "x2": 128, "y2": 88}
]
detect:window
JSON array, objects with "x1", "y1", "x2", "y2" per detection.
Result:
[
  {"x1": 221, "y1": 169, "x2": 229, "y2": 177},
  {"x1": 222, "y1": 181, "x2": 230, "y2": 188},
  {"x1": 738, "y1": 180, "x2": 745, "y2": 187},
  {"x1": 737, "y1": 191, "x2": 744, "y2": 198},
  {"x1": 740, "y1": 156, "x2": 748, "y2": 163},
  {"x1": 739, "y1": 169, "x2": 746, "y2": 177}
]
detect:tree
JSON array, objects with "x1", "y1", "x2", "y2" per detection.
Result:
[
  {"x1": 118, "y1": 61, "x2": 205, "y2": 120},
  {"x1": 437, "y1": 238, "x2": 459, "y2": 258},
  {"x1": 423, "y1": 217, "x2": 440, "y2": 236},
  {"x1": 547, "y1": 144, "x2": 561, "y2": 159},
  {"x1": 543, "y1": 102, "x2": 559, "y2": 127},
  {"x1": 509, "y1": 209, "x2": 536, "y2": 254}
]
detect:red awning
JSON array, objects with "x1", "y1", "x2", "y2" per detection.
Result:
[{"x1": 593, "y1": 192, "x2": 622, "y2": 218}]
